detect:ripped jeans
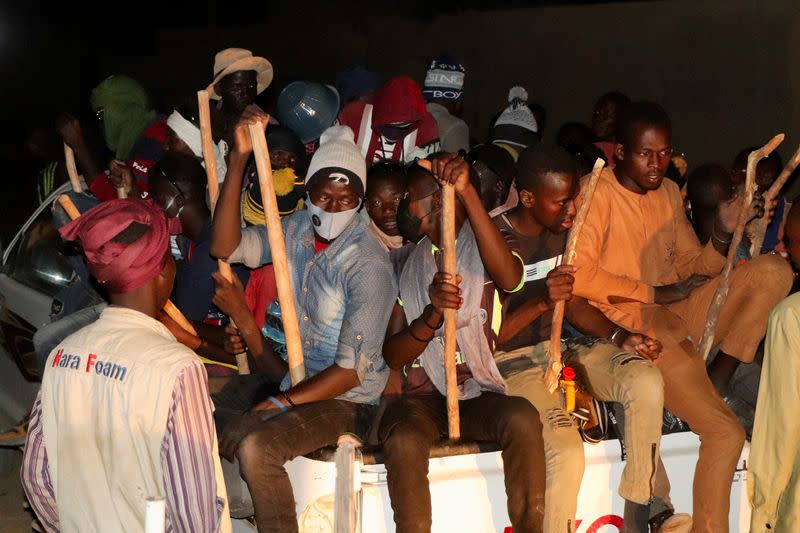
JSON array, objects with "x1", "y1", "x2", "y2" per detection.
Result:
[{"x1": 495, "y1": 339, "x2": 664, "y2": 533}]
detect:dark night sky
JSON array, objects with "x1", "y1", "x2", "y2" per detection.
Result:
[{"x1": 0, "y1": 0, "x2": 643, "y2": 240}]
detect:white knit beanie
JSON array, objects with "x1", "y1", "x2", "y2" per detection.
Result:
[
  {"x1": 305, "y1": 125, "x2": 367, "y2": 196},
  {"x1": 495, "y1": 86, "x2": 538, "y2": 133}
]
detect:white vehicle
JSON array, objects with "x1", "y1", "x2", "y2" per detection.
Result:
[{"x1": 1, "y1": 184, "x2": 752, "y2": 532}]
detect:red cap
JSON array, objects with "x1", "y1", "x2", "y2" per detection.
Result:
[{"x1": 562, "y1": 367, "x2": 576, "y2": 381}]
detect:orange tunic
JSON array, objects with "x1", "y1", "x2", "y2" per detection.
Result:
[{"x1": 572, "y1": 168, "x2": 726, "y2": 332}]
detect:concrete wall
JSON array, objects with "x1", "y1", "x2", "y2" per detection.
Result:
[{"x1": 86, "y1": 0, "x2": 800, "y2": 170}]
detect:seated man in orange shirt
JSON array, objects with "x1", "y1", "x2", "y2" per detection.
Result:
[{"x1": 571, "y1": 101, "x2": 793, "y2": 533}]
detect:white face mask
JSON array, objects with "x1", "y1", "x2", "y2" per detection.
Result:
[{"x1": 306, "y1": 195, "x2": 362, "y2": 241}]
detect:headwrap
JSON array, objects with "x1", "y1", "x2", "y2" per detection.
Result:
[
  {"x1": 59, "y1": 199, "x2": 178, "y2": 293},
  {"x1": 90, "y1": 75, "x2": 156, "y2": 160},
  {"x1": 166, "y1": 110, "x2": 228, "y2": 182}
]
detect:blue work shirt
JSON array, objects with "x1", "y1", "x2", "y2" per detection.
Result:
[{"x1": 228, "y1": 210, "x2": 396, "y2": 404}]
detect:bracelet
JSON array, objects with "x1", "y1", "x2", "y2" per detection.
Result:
[
  {"x1": 282, "y1": 391, "x2": 297, "y2": 408},
  {"x1": 422, "y1": 307, "x2": 444, "y2": 330},
  {"x1": 608, "y1": 326, "x2": 628, "y2": 347},
  {"x1": 266, "y1": 395, "x2": 288, "y2": 412},
  {"x1": 409, "y1": 322, "x2": 435, "y2": 343}
]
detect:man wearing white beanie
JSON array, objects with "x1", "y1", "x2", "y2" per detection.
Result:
[{"x1": 210, "y1": 108, "x2": 396, "y2": 533}]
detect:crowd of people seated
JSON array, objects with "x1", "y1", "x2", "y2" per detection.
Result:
[{"x1": 10, "y1": 46, "x2": 800, "y2": 533}]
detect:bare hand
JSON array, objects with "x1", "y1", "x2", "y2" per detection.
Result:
[
  {"x1": 109, "y1": 159, "x2": 134, "y2": 194},
  {"x1": 56, "y1": 114, "x2": 84, "y2": 149},
  {"x1": 212, "y1": 271, "x2": 249, "y2": 319},
  {"x1": 428, "y1": 271, "x2": 463, "y2": 314},
  {"x1": 544, "y1": 265, "x2": 576, "y2": 307},
  {"x1": 417, "y1": 153, "x2": 472, "y2": 195},
  {"x1": 222, "y1": 323, "x2": 246, "y2": 355},
  {"x1": 621, "y1": 333, "x2": 663, "y2": 361},
  {"x1": 653, "y1": 274, "x2": 710, "y2": 305},
  {"x1": 716, "y1": 192, "x2": 766, "y2": 235},
  {"x1": 233, "y1": 105, "x2": 269, "y2": 156}
]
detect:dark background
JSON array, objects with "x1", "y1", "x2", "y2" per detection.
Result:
[{"x1": 2, "y1": 0, "x2": 797, "y2": 243}]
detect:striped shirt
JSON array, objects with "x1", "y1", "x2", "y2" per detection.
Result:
[{"x1": 21, "y1": 361, "x2": 224, "y2": 532}]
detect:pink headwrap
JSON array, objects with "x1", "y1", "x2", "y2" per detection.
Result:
[{"x1": 59, "y1": 199, "x2": 178, "y2": 293}]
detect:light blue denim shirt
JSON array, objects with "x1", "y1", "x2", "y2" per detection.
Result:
[{"x1": 228, "y1": 210, "x2": 396, "y2": 404}]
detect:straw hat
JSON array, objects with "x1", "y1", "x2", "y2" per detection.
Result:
[{"x1": 208, "y1": 48, "x2": 273, "y2": 100}]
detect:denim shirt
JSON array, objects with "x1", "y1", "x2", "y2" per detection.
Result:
[{"x1": 228, "y1": 210, "x2": 396, "y2": 404}]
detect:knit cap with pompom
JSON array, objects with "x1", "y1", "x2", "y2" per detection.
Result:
[{"x1": 492, "y1": 86, "x2": 539, "y2": 150}]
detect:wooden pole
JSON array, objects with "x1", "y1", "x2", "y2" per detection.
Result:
[
  {"x1": 197, "y1": 90, "x2": 250, "y2": 374},
  {"x1": 749, "y1": 143, "x2": 800, "y2": 256},
  {"x1": 544, "y1": 158, "x2": 605, "y2": 393},
  {"x1": 699, "y1": 133, "x2": 784, "y2": 360},
  {"x1": 58, "y1": 194, "x2": 202, "y2": 343},
  {"x1": 441, "y1": 183, "x2": 461, "y2": 440},
  {"x1": 333, "y1": 434, "x2": 361, "y2": 533},
  {"x1": 249, "y1": 123, "x2": 306, "y2": 386},
  {"x1": 63, "y1": 143, "x2": 83, "y2": 193},
  {"x1": 144, "y1": 498, "x2": 166, "y2": 533}
]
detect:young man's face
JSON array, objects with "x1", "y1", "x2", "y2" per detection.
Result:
[
  {"x1": 270, "y1": 149, "x2": 299, "y2": 171},
  {"x1": 366, "y1": 178, "x2": 405, "y2": 236},
  {"x1": 591, "y1": 98, "x2": 620, "y2": 141},
  {"x1": 216, "y1": 70, "x2": 258, "y2": 114},
  {"x1": 520, "y1": 172, "x2": 579, "y2": 234},
  {"x1": 308, "y1": 179, "x2": 361, "y2": 213},
  {"x1": 615, "y1": 123, "x2": 673, "y2": 194}
]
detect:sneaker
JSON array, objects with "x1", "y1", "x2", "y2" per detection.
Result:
[
  {"x1": 649, "y1": 511, "x2": 692, "y2": 533},
  {"x1": 0, "y1": 414, "x2": 30, "y2": 447}
]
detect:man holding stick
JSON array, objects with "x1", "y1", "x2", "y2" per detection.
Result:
[
  {"x1": 211, "y1": 109, "x2": 396, "y2": 533},
  {"x1": 491, "y1": 146, "x2": 685, "y2": 533},
  {"x1": 571, "y1": 101, "x2": 793, "y2": 533},
  {"x1": 379, "y1": 155, "x2": 546, "y2": 533}
]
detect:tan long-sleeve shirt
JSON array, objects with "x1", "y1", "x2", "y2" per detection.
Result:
[{"x1": 572, "y1": 168, "x2": 726, "y2": 328}]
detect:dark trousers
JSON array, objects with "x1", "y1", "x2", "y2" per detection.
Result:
[
  {"x1": 235, "y1": 399, "x2": 376, "y2": 533},
  {"x1": 379, "y1": 392, "x2": 547, "y2": 533}
]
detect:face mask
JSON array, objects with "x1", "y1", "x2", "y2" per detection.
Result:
[
  {"x1": 306, "y1": 195, "x2": 362, "y2": 241},
  {"x1": 397, "y1": 193, "x2": 439, "y2": 244}
]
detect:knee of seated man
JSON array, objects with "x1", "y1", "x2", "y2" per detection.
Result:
[
  {"x1": 382, "y1": 420, "x2": 435, "y2": 458},
  {"x1": 698, "y1": 405, "x2": 746, "y2": 448},
  {"x1": 500, "y1": 395, "x2": 544, "y2": 437},
  {"x1": 740, "y1": 254, "x2": 794, "y2": 296},
  {"x1": 619, "y1": 358, "x2": 664, "y2": 408}
]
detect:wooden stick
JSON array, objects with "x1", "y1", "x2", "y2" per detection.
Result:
[
  {"x1": 750, "y1": 143, "x2": 800, "y2": 256},
  {"x1": 333, "y1": 434, "x2": 361, "y2": 533},
  {"x1": 63, "y1": 143, "x2": 83, "y2": 193},
  {"x1": 144, "y1": 498, "x2": 166, "y2": 533},
  {"x1": 57, "y1": 194, "x2": 81, "y2": 221},
  {"x1": 699, "y1": 133, "x2": 784, "y2": 360},
  {"x1": 544, "y1": 158, "x2": 605, "y2": 393},
  {"x1": 249, "y1": 123, "x2": 306, "y2": 386},
  {"x1": 197, "y1": 90, "x2": 221, "y2": 209},
  {"x1": 197, "y1": 90, "x2": 251, "y2": 374},
  {"x1": 58, "y1": 195, "x2": 202, "y2": 344},
  {"x1": 441, "y1": 183, "x2": 461, "y2": 440}
]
